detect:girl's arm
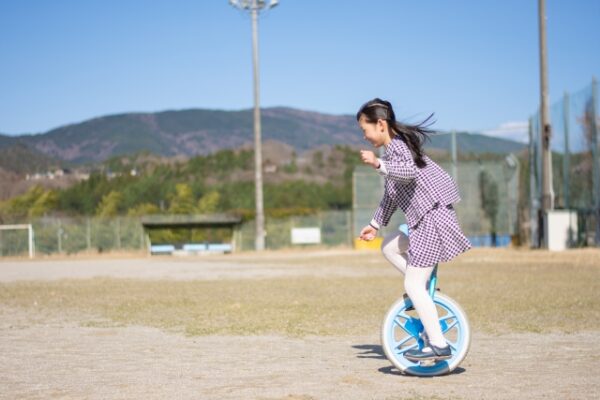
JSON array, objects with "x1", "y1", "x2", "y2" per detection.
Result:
[
  {"x1": 360, "y1": 143, "x2": 416, "y2": 184},
  {"x1": 372, "y1": 189, "x2": 398, "y2": 228},
  {"x1": 359, "y1": 224, "x2": 377, "y2": 241},
  {"x1": 380, "y1": 143, "x2": 416, "y2": 184}
]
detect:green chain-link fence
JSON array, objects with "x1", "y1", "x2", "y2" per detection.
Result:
[{"x1": 530, "y1": 79, "x2": 599, "y2": 246}]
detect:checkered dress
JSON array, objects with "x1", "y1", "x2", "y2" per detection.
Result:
[{"x1": 371, "y1": 136, "x2": 471, "y2": 267}]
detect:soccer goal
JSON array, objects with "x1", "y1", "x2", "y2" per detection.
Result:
[{"x1": 0, "y1": 224, "x2": 35, "y2": 258}]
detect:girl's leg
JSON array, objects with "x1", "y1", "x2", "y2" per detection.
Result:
[
  {"x1": 404, "y1": 265, "x2": 447, "y2": 348},
  {"x1": 381, "y1": 231, "x2": 410, "y2": 275}
]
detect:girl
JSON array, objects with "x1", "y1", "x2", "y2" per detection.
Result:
[{"x1": 357, "y1": 98, "x2": 471, "y2": 362}]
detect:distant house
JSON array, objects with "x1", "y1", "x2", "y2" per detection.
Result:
[
  {"x1": 53, "y1": 168, "x2": 72, "y2": 177},
  {"x1": 26, "y1": 168, "x2": 89, "y2": 182}
]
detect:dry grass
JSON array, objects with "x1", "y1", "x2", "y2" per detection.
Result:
[{"x1": 1, "y1": 248, "x2": 599, "y2": 336}]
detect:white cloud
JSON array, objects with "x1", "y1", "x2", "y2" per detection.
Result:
[{"x1": 483, "y1": 121, "x2": 529, "y2": 143}]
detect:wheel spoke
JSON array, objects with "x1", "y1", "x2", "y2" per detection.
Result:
[
  {"x1": 396, "y1": 311, "x2": 410, "y2": 321},
  {"x1": 396, "y1": 343, "x2": 419, "y2": 355},
  {"x1": 439, "y1": 314, "x2": 456, "y2": 323},
  {"x1": 442, "y1": 320, "x2": 458, "y2": 333},
  {"x1": 394, "y1": 334, "x2": 415, "y2": 349},
  {"x1": 394, "y1": 319, "x2": 414, "y2": 336}
]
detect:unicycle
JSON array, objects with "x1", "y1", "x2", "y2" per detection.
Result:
[{"x1": 380, "y1": 226, "x2": 471, "y2": 376}]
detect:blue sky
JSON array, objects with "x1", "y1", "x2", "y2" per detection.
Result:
[{"x1": 1, "y1": 0, "x2": 598, "y2": 142}]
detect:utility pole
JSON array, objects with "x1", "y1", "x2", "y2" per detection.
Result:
[
  {"x1": 538, "y1": 0, "x2": 554, "y2": 247},
  {"x1": 229, "y1": 0, "x2": 279, "y2": 251},
  {"x1": 451, "y1": 130, "x2": 458, "y2": 181},
  {"x1": 592, "y1": 78, "x2": 600, "y2": 245}
]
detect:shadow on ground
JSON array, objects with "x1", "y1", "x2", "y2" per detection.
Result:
[
  {"x1": 352, "y1": 344, "x2": 387, "y2": 360},
  {"x1": 353, "y1": 344, "x2": 466, "y2": 377}
]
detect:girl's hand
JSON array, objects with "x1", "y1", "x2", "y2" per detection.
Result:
[
  {"x1": 360, "y1": 150, "x2": 380, "y2": 169},
  {"x1": 359, "y1": 225, "x2": 377, "y2": 241}
]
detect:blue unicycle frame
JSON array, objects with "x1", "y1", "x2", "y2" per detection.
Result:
[{"x1": 380, "y1": 225, "x2": 471, "y2": 376}]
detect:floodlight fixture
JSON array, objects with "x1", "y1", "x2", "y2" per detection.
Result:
[{"x1": 229, "y1": 0, "x2": 278, "y2": 10}]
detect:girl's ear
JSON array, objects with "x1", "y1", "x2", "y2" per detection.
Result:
[{"x1": 377, "y1": 119, "x2": 387, "y2": 132}]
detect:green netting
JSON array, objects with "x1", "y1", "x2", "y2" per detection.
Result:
[
  {"x1": 0, "y1": 229, "x2": 30, "y2": 257},
  {"x1": 31, "y1": 217, "x2": 146, "y2": 255},
  {"x1": 238, "y1": 211, "x2": 353, "y2": 251},
  {"x1": 530, "y1": 79, "x2": 599, "y2": 245}
]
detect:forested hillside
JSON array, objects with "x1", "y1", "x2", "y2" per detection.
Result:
[
  {"x1": 0, "y1": 106, "x2": 526, "y2": 222},
  {"x1": 0, "y1": 144, "x2": 362, "y2": 222}
]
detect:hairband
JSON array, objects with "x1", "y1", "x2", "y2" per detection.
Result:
[
  {"x1": 366, "y1": 103, "x2": 390, "y2": 120},
  {"x1": 366, "y1": 103, "x2": 388, "y2": 109}
]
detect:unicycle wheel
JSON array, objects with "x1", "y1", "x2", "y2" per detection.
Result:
[{"x1": 381, "y1": 292, "x2": 471, "y2": 376}]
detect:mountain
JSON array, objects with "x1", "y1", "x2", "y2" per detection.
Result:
[
  {"x1": 0, "y1": 133, "x2": 19, "y2": 149},
  {"x1": 11, "y1": 108, "x2": 361, "y2": 164},
  {"x1": 6, "y1": 107, "x2": 525, "y2": 165},
  {"x1": 0, "y1": 142, "x2": 64, "y2": 174}
]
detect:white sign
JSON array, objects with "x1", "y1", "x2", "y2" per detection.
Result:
[{"x1": 291, "y1": 227, "x2": 321, "y2": 244}]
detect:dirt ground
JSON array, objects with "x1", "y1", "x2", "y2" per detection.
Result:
[{"x1": 1, "y1": 250, "x2": 599, "y2": 400}]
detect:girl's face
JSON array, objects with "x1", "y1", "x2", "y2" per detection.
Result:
[{"x1": 358, "y1": 114, "x2": 390, "y2": 148}]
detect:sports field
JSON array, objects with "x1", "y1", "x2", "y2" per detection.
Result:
[{"x1": 1, "y1": 248, "x2": 599, "y2": 399}]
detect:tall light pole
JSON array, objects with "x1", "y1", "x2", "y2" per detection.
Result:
[
  {"x1": 538, "y1": 0, "x2": 554, "y2": 248},
  {"x1": 229, "y1": 0, "x2": 278, "y2": 251},
  {"x1": 538, "y1": 1, "x2": 554, "y2": 209}
]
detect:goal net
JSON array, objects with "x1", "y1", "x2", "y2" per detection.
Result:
[{"x1": 0, "y1": 224, "x2": 35, "y2": 258}]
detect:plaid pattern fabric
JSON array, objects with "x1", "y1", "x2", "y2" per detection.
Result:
[
  {"x1": 372, "y1": 136, "x2": 471, "y2": 266},
  {"x1": 373, "y1": 136, "x2": 461, "y2": 229},
  {"x1": 408, "y1": 204, "x2": 471, "y2": 267}
]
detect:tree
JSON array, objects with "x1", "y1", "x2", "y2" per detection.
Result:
[
  {"x1": 479, "y1": 168, "x2": 499, "y2": 246},
  {"x1": 127, "y1": 203, "x2": 160, "y2": 217},
  {"x1": 197, "y1": 191, "x2": 220, "y2": 213},
  {"x1": 169, "y1": 183, "x2": 195, "y2": 214},
  {"x1": 96, "y1": 191, "x2": 123, "y2": 217},
  {"x1": 29, "y1": 189, "x2": 58, "y2": 218},
  {"x1": 0, "y1": 185, "x2": 52, "y2": 221},
  {"x1": 312, "y1": 151, "x2": 324, "y2": 168}
]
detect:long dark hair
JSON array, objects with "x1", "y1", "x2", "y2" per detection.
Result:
[{"x1": 356, "y1": 98, "x2": 434, "y2": 168}]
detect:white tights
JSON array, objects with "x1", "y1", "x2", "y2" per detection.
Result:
[{"x1": 381, "y1": 231, "x2": 448, "y2": 348}]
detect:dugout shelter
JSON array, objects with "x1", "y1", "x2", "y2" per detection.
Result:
[{"x1": 141, "y1": 214, "x2": 242, "y2": 255}]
